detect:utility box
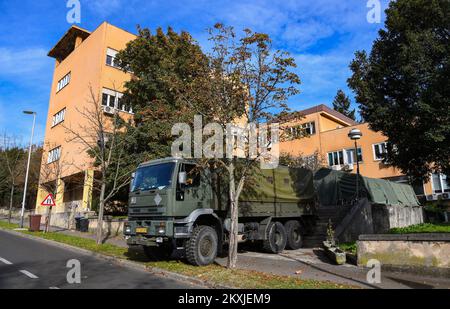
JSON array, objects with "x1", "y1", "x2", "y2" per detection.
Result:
[{"x1": 29, "y1": 215, "x2": 42, "y2": 232}]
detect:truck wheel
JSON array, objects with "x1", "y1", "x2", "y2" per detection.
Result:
[
  {"x1": 284, "y1": 220, "x2": 304, "y2": 250},
  {"x1": 186, "y1": 226, "x2": 218, "y2": 266},
  {"x1": 143, "y1": 245, "x2": 172, "y2": 261},
  {"x1": 262, "y1": 222, "x2": 287, "y2": 254}
]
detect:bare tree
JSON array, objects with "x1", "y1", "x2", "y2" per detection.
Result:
[
  {"x1": 63, "y1": 86, "x2": 136, "y2": 244},
  {"x1": 38, "y1": 144, "x2": 72, "y2": 232},
  {"x1": 0, "y1": 134, "x2": 25, "y2": 223}
]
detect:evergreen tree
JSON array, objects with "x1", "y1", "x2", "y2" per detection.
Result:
[
  {"x1": 332, "y1": 89, "x2": 356, "y2": 120},
  {"x1": 348, "y1": 0, "x2": 450, "y2": 180}
]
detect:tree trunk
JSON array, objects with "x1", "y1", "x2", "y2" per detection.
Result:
[
  {"x1": 227, "y1": 162, "x2": 239, "y2": 269},
  {"x1": 45, "y1": 206, "x2": 53, "y2": 233},
  {"x1": 96, "y1": 182, "x2": 106, "y2": 245},
  {"x1": 8, "y1": 184, "x2": 14, "y2": 224}
]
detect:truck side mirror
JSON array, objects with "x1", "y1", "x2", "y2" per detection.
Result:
[{"x1": 178, "y1": 172, "x2": 187, "y2": 185}]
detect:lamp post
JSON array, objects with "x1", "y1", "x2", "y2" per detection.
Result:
[
  {"x1": 348, "y1": 128, "x2": 362, "y2": 201},
  {"x1": 20, "y1": 111, "x2": 36, "y2": 228}
]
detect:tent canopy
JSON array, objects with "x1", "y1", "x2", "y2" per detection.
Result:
[{"x1": 313, "y1": 168, "x2": 420, "y2": 207}]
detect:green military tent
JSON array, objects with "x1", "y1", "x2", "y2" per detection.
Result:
[{"x1": 313, "y1": 168, "x2": 420, "y2": 207}]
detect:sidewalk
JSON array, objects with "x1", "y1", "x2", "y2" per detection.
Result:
[{"x1": 3, "y1": 216, "x2": 450, "y2": 289}]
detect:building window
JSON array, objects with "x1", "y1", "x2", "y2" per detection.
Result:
[
  {"x1": 432, "y1": 173, "x2": 450, "y2": 194},
  {"x1": 56, "y1": 72, "x2": 71, "y2": 92},
  {"x1": 288, "y1": 121, "x2": 316, "y2": 138},
  {"x1": 302, "y1": 122, "x2": 316, "y2": 135},
  {"x1": 47, "y1": 147, "x2": 61, "y2": 164},
  {"x1": 328, "y1": 148, "x2": 362, "y2": 167},
  {"x1": 328, "y1": 151, "x2": 344, "y2": 167},
  {"x1": 51, "y1": 108, "x2": 66, "y2": 127},
  {"x1": 346, "y1": 148, "x2": 363, "y2": 164},
  {"x1": 373, "y1": 142, "x2": 387, "y2": 161},
  {"x1": 101, "y1": 88, "x2": 133, "y2": 114},
  {"x1": 106, "y1": 48, "x2": 120, "y2": 69}
]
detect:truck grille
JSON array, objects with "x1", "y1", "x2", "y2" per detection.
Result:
[{"x1": 129, "y1": 206, "x2": 166, "y2": 217}]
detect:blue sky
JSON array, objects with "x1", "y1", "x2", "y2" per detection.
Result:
[{"x1": 0, "y1": 0, "x2": 390, "y2": 144}]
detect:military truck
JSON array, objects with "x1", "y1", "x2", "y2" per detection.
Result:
[{"x1": 124, "y1": 157, "x2": 317, "y2": 266}]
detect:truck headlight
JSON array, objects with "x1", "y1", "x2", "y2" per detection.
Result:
[{"x1": 175, "y1": 226, "x2": 189, "y2": 235}]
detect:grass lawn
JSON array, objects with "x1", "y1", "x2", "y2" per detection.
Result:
[
  {"x1": 389, "y1": 223, "x2": 450, "y2": 234},
  {"x1": 0, "y1": 220, "x2": 356, "y2": 289}
]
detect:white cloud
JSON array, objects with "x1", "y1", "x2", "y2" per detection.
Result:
[
  {"x1": 281, "y1": 20, "x2": 335, "y2": 50},
  {"x1": 87, "y1": 0, "x2": 124, "y2": 17},
  {"x1": 0, "y1": 47, "x2": 49, "y2": 77}
]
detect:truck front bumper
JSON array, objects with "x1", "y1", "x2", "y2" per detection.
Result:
[
  {"x1": 124, "y1": 219, "x2": 193, "y2": 243},
  {"x1": 126, "y1": 235, "x2": 170, "y2": 247}
]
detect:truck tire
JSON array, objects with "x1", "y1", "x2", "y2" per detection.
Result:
[
  {"x1": 186, "y1": 225, "x2": 218, "y2": 266},
  {"x1": 284, "y1": 220, "x2": 304, "y2": 250},
  {"x1": 143, "y1": 245, "x2": 172, "y2": 261},
  {"x1": 262, "y1": 222, "x2": 287, "y2": 253}
]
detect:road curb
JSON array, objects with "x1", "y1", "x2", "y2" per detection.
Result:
[{"x1": 0, "y1": 227, "x2": 233, "y2": 289}]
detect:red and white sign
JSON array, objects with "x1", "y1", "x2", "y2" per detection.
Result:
[{"x1": 41, "y1": 194, "x2": 56, "y2": 207}]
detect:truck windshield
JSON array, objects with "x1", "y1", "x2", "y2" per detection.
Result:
[{"x1": 131, "y1": 163, "x2": 175, "y2": 192}]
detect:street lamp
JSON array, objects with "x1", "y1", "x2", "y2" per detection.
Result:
[
  {"x1": 20, "y1": 111, "x2": 37, "y2": 228},
  {"x1": 348, "y1": 128, "x2": 362, "y2": 201}
]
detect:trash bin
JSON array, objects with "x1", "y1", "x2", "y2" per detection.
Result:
[
  {"x1": 79, "y1": 218, "x2": 89, "y2": 233},
  {"x1": 29, "y1": 215, "x2": 42, "y2": 232},
  {"x1": 75, "y1": 217, "x2": 89, "y2": 232}
]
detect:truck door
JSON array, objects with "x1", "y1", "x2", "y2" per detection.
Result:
[{"x1": 175, "y1": 163, "x2": 207, "y2": 216}]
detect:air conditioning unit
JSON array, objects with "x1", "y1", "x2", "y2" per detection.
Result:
[
  {"x1": 331, "y1": 165, "x2": 342, "y2": 171},
  {"x1": 103, "y1": 106, "x2": 116, "y2": 115},
  {"x1": 426, "y1": 194, "x2": 438, "y2": 201},
  {"x1": 442, "y1": 193, "x2": 450, "y2": 200}
]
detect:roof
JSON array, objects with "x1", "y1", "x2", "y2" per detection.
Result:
[
  {"x1": 48, "y1": 25, "x2": 91, "y2": 61},
  {"x1": 300, "y1": 104, "x2": 358, "y2": 126}
]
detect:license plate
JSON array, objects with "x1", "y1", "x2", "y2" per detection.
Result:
[{"x1": 136, "y1": 227, "x2": 148, "y2": 234}]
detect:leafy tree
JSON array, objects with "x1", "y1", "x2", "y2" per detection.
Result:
[
  {"x1": 115, "y1": 27, "x2": 210, "y2": 160},
  {"x1": 0, "y1": 135, "x2": 26, "y2": 222},
  {"x1": 348, "y1": 0, "x2": 450, "y2": 180},
  {"x1": 0, "y1": 141, "x2": 42, "y2": 219},
  {"x1": 332, "y1": 89, "x2": 355, "y2": 121}
]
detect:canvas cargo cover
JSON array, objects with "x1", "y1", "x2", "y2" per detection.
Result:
[
  {"x1": 240, "y1": 166, "x2": 315, "y2": 203},
  {"x1": 314, "y1": 168, "x2": 420, "y2": 207}
]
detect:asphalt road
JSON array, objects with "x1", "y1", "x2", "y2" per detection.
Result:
[{"x1": 0, "y1": 230, "x2": 196, "y2": 289}]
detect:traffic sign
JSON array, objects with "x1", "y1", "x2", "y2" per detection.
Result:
[{"x1": 41, "y1": 194, "x2": 56, "y2": 207}]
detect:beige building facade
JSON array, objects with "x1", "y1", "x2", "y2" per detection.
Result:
[{"x1": 36, "y1": 22, "x2": 136, "y2": 215}]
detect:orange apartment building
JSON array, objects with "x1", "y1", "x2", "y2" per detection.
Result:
[
  {"x1": 279, "y1": 104, "x2": 449, "y2": 203},
  {"x1": 36, "y1": 22, "x2": 448, "y2": 217},
  {"x1": 36, "y1": 22, "x2": 136, "y2": 216}
]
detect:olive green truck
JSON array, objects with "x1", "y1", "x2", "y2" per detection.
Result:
[{"x1": 124, "y1": 157, "x2": 317, "y2": 266}]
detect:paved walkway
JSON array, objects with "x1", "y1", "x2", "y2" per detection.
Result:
[{"x1": 2, "y1": 216, "x2": 450, "y2": 289}]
